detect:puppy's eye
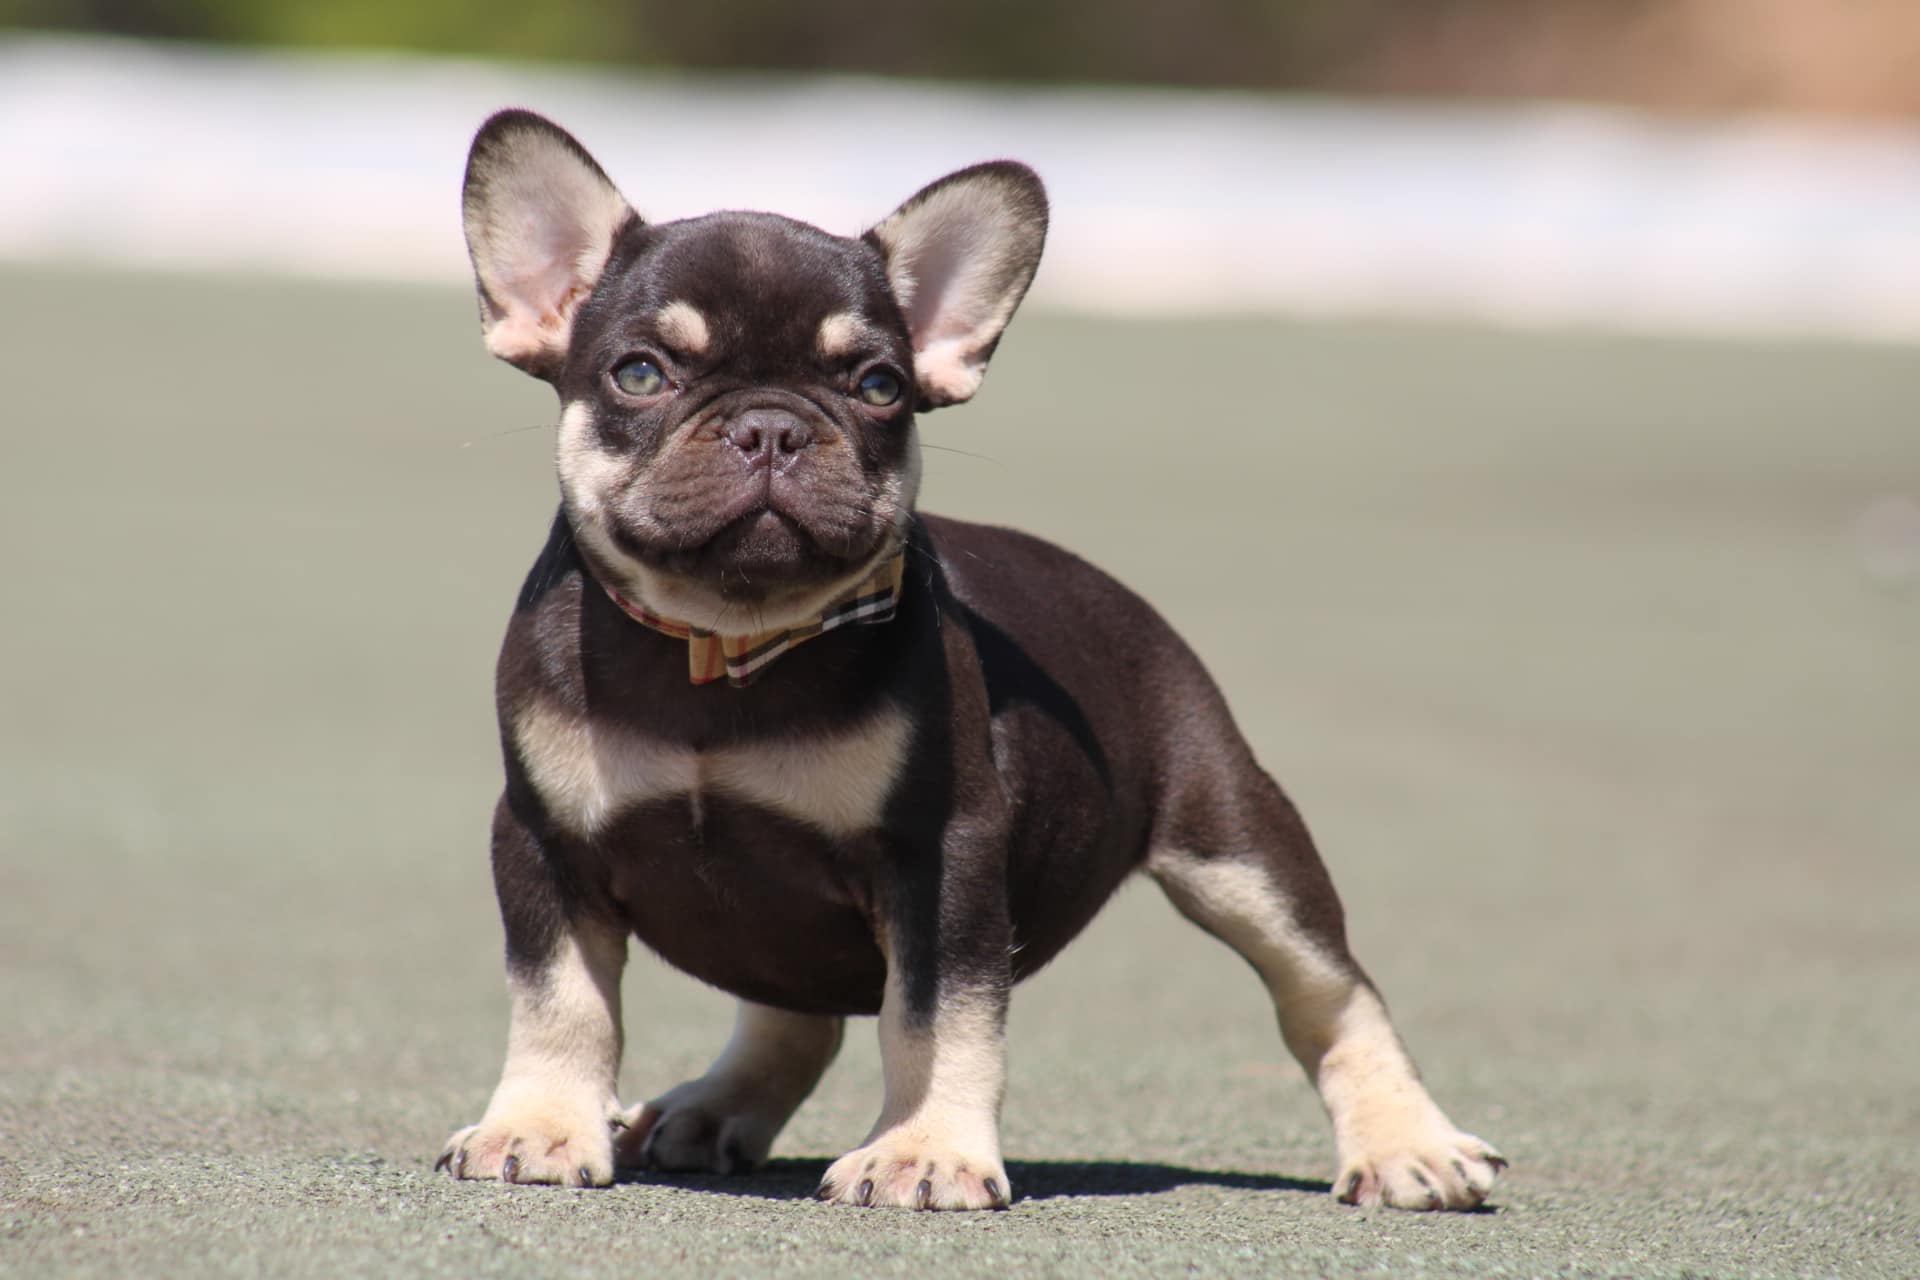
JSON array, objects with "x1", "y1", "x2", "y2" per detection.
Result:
[
  {"x1": 613, "y1": 358, "x2": 667, "y2": 397},
  {"x1": 857, "y1": 368, "x2": 903, "y2": 407}
]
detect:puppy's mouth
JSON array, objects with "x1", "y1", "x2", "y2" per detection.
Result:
[
  {"x1": 695, "y1": 505, "x2": 820, "y2": 578},
  {"x1": 609, "y1": 487, "x2": 875, "y2": 595}
]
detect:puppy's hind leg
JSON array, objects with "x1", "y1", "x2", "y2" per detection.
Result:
[
  {"x1": 618, "y1": 1001, "x2": 844, "y2": 1174},
  {"x1": 1147, "y1": 778, "x2": 1505, "y2": 1211}
]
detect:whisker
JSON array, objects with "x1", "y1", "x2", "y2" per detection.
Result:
[
  {"x1": 459, "y1": 422, "x2": 550, "y2": 449},
  {"x1": 919, "y1": 443, "x2": 1006, "y2": 467},
  {"x1": 904, "y1": 539, "x2": 982, "y2": 568}
]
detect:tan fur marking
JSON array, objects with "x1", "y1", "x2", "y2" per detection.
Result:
[
  {"x1": 655, "y1": 301, "x2": 712, "y2": 357},
  {"x1": 870, "y1": 987, "x2": 1004, "y2": 1140},
  {"x1": 1149, "y1": 851, "x2": 1404, "y2": 1078},
  {"x1": 512, "y1": 700, "x2": 913, "y2": 840},
  {"x1": 624, "y1": 1001, "x2": 845, "y2": 1173},
  {"x1": 440, "y1": 916, "x2": 629, "y2": 1185},
  {"x1": 556, "y1": 400, "x2": 627, "y2": 529},
  {"x1": 701, "y1": 1002, "x2": 846, "y2": 1098},
  {"x1": 818, "y1": 969, "x2": 1009, "y2": 1209},
  {"x1": 1146, "y1": 854, "x2": 1352, "y2": 1012},
  {"x1": 512, "y1": 700, "x2": 695, "y2": 837},
  {"x1": 815, "y1": 311, "x2": 864, "y2": 360},
  {"x1": 501, "y1": 924, "x2": 626, "y2": 1087},
  {"x1": 1148, "y1": 850, "x2": 1505, "y2": 1210}
]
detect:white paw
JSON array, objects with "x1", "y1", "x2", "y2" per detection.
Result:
[
  {"x1": 1335, "y1": 1123, "x2": 1506, "y2": 1211},
  {"x1": 436, "y1": 1088, "x2": 623, "y2": 1188},
  {"x1": 816, "y1": 1128, "x2": 1010, "y2": 1210},
  {"x1": 614, "y1": 1076, "x2": 793, "y2": 1175}
]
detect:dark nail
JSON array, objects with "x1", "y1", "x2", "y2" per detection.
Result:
[
  {"x1": 915, "y1": 1179, "x2": 933, "y2": 1210},
  {"x1": 1342, "y1": 1171, "x2": 1363, "y2": 1202},
  {"x1": 433, "y1": 1151, "x2": 452, "y2": 1173},
  {"x1": 502, "y1": 1155, "x2": 520, "y2": 1184},
  {"x1": 453, "y1": 1150, "x2": 468, "y2": 1179},
  {"x1": 1487, "y1": 1152, "x2": 1510, "y2": 1171},
  {"x1": 857, "y1": 1179, "x2": 875, "y2": 1207},
  {"x1": 984, "y1": 1177, "x2": 1006, "y2": 1208},
  {"x1": 815, "y1": 1183, "x2": 835, "y2": 1202},
  {"x1": 578, "y1": 1166, "x2": 593, "y2": 1187}
]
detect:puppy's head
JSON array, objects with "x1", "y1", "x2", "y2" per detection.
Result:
[{"x1": 462, "y1": 109, "x2": 1047, "y2": 631}]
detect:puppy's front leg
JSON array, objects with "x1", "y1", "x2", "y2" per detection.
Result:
[
  {"x1": 438, "y1": 798, "x2": 629, "y2": 1187},
  {"x1": 818, "y1": 815, "x2": 1014, "y2": 1210},
  {"x1": 818, "y1": 958, "x2": 1012, "y2": 1210}
]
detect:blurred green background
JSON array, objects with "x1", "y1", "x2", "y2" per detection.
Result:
[{"x1": 5, "y1": 0, "x2": 1920, "y2": 115}]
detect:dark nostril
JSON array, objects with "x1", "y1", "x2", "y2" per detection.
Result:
[
  {"x1": 725, "y1": 420, "x2": 764, "y2": 455},
  {"x1": 773, "y1": 420, "x2": 811, "y2": 454},
  {"x1": 725, "y1": 410, "x2": 811, "y2": 459}
]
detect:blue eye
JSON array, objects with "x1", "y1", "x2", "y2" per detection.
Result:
[
  {"x1": 613, "y1": 358, "x2": 667, "y2": 397},
  {"x1": 857, "y1": 368, "x2": 903, "y2": 407}
]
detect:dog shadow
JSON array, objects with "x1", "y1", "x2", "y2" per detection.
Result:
[{"x1": 615, "y1": 1157, "x2": 1330, "y2": 1203}]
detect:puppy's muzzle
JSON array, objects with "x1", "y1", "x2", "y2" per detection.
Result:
[{"x1": 723, "y1": 408, "x2": 814, "y2": 473}]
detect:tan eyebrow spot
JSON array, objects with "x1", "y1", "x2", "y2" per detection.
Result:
[
  {"x1": 655, "y1": 301, "x2": 711, "y2": 357},
  {"x1": 816, "y1": 311, "x2": 866, "y2": 360}
]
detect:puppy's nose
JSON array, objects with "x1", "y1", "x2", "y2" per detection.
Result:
[{"x1": 725, "y1": 409, "x2": 812, "y2": 462}]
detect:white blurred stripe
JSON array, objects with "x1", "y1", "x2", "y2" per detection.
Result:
[{"x1": 5, "y1": 34, "x2": 1920, "y2": 340}]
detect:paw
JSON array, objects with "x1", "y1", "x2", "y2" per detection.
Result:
[
  {"x1": 613, "y1": 1078, "x2": 789, "y2": 1175},
  {"x1": 816, "y1": 1130, "x2": 1010, "y2": 1211},
  {"x1": 1335, "y1": 1125, "x2": 1506, "y2": 1211},
  {"x1": 435, "y1": 1090, "x2": 623, "y2": 1188}
]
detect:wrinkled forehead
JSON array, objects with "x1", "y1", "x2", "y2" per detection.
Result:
[{"x1": 592, "y1": 211, "x2": 901, "y2": 362}]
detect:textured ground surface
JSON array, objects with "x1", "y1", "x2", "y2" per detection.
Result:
[{"x1": 1, "y1": 267, "x2": 1916, "y2": 1278}]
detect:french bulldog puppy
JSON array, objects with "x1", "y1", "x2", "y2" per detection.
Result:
[{"x1": 436, "y1": 109, "x2": 1505, "y2": 1212}]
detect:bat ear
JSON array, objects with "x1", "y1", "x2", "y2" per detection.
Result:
[
  {"x1": 867, "y1": 162, "x2": 1048, "y2": 409},
  {"x1": 462, "y1": 110, "x2": 637, "y2": 381}
]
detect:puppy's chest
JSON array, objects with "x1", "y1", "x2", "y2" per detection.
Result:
[
  {"x1": 512, "y1": 699, "x2": 912, "y2": 844},
  {"x1": 511, "y1": 700, "x2": 909, "y2": 1012}
]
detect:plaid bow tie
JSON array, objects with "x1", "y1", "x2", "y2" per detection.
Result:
[{"x1": 600, "y1": 552, "x2": 907, "y2": 687}]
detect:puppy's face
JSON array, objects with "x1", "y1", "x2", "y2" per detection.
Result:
[
  {"x1": 553, "y1": 214, "x2": 919, "y2": 623},
  {"x1": 462, "y1": 111, "x2": 1048, "y2": 629}
]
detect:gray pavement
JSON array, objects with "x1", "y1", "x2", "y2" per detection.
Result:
[{"x1": 1, "y1": 267, "x2": 1916, "y2": 1277}]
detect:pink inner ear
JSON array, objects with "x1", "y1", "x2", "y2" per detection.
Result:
[
  {"x1": 501, "y1": 222, "x2": 595, "y2": 325},
  {"x1": 875, "y1": 179, "x2": 1041, "y2": 406},
  {"x1": 467, "y1": 133, "x2": 631, "y2": 368},
  {"x1": 477, "y1": 221, "x2": 612, "y2": 362},
  {"x1": 897, "y1": 235, "x2": 1012, "y2": 403},
  {"x1": 900, "y1": 236, "x2": 972, "y2": 344}
]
